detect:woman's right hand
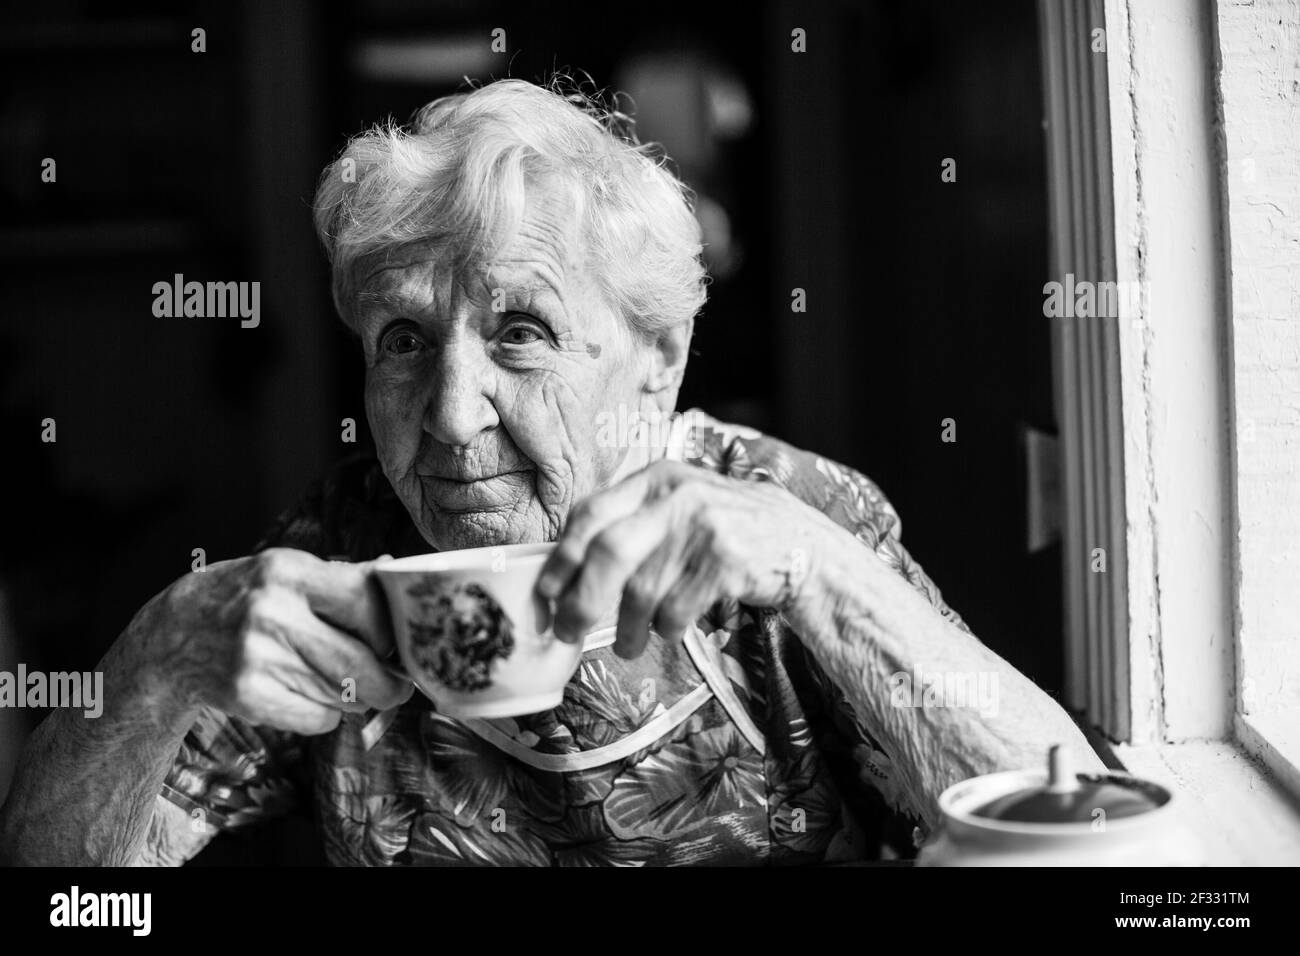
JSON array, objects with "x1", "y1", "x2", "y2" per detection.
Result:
[{"x1": 148, "y1": 547, "x2": 413, "y2": 734}]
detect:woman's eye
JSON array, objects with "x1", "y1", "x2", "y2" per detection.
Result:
[
  {"x1": 381, "y1": 328, "x2": 423, "y2": 355},
  {"x1": 500, "y1": 321, "x2": 544, "y2": 346}
]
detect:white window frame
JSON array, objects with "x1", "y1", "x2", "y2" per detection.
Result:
[{"x1": 1039, "y1": 0, "x2": 1300, "y2": 864}]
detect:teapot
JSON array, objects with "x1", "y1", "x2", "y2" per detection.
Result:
[{"x1": 916, "y1": 745, "x2": 1202, "y2": 866}]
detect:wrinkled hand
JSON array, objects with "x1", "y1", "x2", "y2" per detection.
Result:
[
  {"x1": 535, "y1": 459, "x2": 847, "y2": 658},
  {"x1": 155, "y1": 548, "x2": 413, "y2": 734}
]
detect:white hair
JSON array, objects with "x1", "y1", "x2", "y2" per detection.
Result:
[{"x1": 313, "y1": 77, "x2": 708, "y2": 340}]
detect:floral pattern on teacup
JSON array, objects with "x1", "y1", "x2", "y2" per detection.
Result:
[{"x1": 406, "y1": 578, "x2": 514, "y2": 692}]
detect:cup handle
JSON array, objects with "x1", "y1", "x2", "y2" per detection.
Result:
[
  {"x1": 361, "y1": 707, "x2": 403, "y2": 751},
  {"x1": 362, "y1": 658, "x2": 414, "y2": 752}
]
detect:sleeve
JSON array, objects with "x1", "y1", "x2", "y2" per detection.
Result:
[
  {"x1": 793, "y1": 452, "x2": 976, "y2": 846},
  {"x1": 159, "y1": 706, "x2": 306, "y2": 832},
  {"x1": 712, "y1": 421, "x2": 971, "y2": 634},
  {"x1": 715, "y1": 424, "x2": 973, "y2": 849}
]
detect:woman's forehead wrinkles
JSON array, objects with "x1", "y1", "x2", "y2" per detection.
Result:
[
  {"x1": 495, "y1": 197, "x2": 585, "y2": 276},
  {"x1": 484, "y1": 259, "x2": 566, "y2": 303},
  {"x1": 350, "y1": 204, "x2": 591, "y2": 318},
  {"x1": 353, "y1": 288, "x2": 406, "y2": 312},
  {"x1": 486, "y1": 237, "x2": 589, "y2": 314},
  {"x1": 357, "y1": 240, "x2": 450, "y2": 280},
  {"x1": 358, "y1": 249, "x2": 482, "y2": 311},
  {"x1": 516, "y1": 209, "x2": 571, "y2": 251}
]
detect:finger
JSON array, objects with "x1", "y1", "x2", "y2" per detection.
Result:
[
  {"x1": 248, "y1": 627, "x2": 391, "y2": 716},
  {"x1": 613, "y1": 529, "x2": 695, "y2": 658},
  {"x1": 614, "y1": 569, "x2": 663, "y2": 661},
  {"x1": 264, "y1": 589, "x2": 414, "y2": 711},
  {"x1": 651, "y1": 548, "x2": 720, "y2": 644},
  {"x1": 241, "y1": 607, "x2": 369, "y2": 714},
  {"x1": 616, "y1": 530, "x2": 719, "y2": 658},
  {"x1": 652, "y1": 595, "x2": 707, "y2": 645},
  {"x1": 553, "y1": 496, "x2": 676, "y2": 643},
  {"x1": 537, "y1": 462, "x2": 688, "y2": 601},
  {"x1": 230, "y1": 670, "x2": 344, "y2": 736},
  {"x1": 267, "y1": 657, "x2": 373, "y2": 714},
  {"x1": 260, "y1": 549, "x2": 396, "y2": 656}
]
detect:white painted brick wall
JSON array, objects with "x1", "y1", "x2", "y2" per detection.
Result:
[{"x1": 1218, "y1": 0, "x2": 1300, "y2": 715}]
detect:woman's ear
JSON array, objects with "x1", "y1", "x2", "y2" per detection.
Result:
[{"x1": 643, "y1": 317, "x2": 694, "y2": 398}]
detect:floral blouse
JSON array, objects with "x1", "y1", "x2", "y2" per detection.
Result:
[{"x1": 161, "y1": 410, "x2": 970, "y2": 866}]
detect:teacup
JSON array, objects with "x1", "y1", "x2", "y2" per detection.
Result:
[{"x1": 375, "y1": 543, "x2": 604, "y2": 718}]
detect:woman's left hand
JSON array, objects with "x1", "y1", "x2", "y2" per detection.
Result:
[{"x1": 535, "y1": 459, "x2": 849, "y2": 657}]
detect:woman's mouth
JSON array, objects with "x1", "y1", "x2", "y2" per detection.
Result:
[{"x1": 418, "y1": 470, "x2": 533, "y2": 512}]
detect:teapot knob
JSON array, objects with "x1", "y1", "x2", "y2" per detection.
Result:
[{"x1": 1046, "y1": 744, "x2": 1080, "y2": 794}]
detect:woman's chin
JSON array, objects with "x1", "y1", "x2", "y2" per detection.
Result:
[{"x1": 420, "y1": 508, "x2": 550, "y2": 552}]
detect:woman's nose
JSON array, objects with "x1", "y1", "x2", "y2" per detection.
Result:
[{"x1": 422, "y1": 346, "x2": 500, "y2": 447}]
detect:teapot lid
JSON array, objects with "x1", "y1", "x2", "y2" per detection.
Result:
[{"x1": 970, "y1": 745, "x2": 1165, "y2": 823}]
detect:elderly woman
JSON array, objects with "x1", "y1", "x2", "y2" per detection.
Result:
[{"x1": 0, "y1": 79, "x2": 1101, "y2": 866}]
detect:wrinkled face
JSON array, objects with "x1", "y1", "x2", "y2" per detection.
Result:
[{"x1": 351, "y1": 181, "x2": 658, "y2": 550}]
